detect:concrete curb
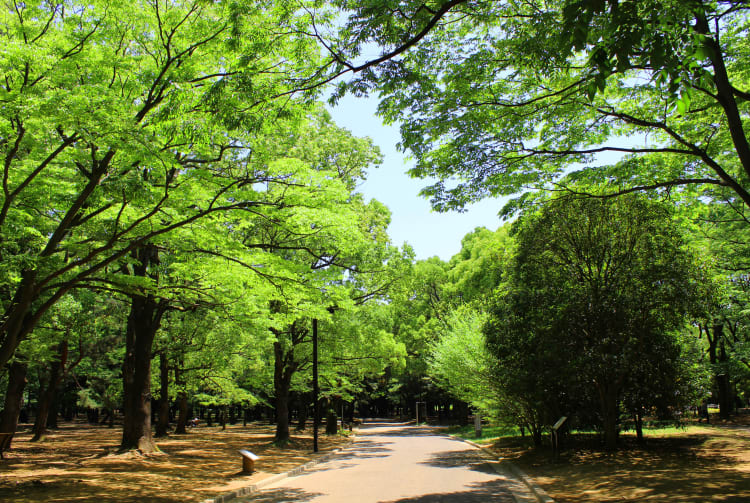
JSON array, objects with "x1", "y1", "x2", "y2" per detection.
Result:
[
  {"x1": 199, "y1": 440, "x2": 354, "y2": 503},
  {"x1": 456, "y1": 437, "x2": 555, "y2": 503}
]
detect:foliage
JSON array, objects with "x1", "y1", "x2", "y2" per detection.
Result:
[
  {"x1": 485, "y1": 195, "x2": 703, "y2": 446},
  {"x1": 427, "y1": 307, "x2": 498, "y2": 413},
  {"x1": 327, "y1": 1, "x2": 750, "y2": 218}
]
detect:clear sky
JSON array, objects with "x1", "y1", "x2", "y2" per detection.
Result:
[{"x1": 327, "y1": 94, "x2": 508, "y2": 262}]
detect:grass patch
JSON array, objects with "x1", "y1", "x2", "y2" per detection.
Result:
[{"x1": 443, "y1": 423, "x2": 520, "y2": 444}]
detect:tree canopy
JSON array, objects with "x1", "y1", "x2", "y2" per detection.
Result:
[{"x1": 327, "y1": 0, "x2": 750, "y2": 215}]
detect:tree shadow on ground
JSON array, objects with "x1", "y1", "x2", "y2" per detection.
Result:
[
  {"x1": 419, "y1": 450, "x2": 496, "y2": 475},
  {"x1": 380, "y1": 479, "x2": 516, "y2": 503},
  {"x1": 236, "y1": 487, "x2": 324, "y2": 503},
  {"x1": 498, "y1": 428, "x2": 750, "y2": 502},
  {"x1": 359, "y1": 424, "x2": 440, "y2": 437},
  {"x1": 0, "y1": 421, "x2": 350, "y2": 503}
]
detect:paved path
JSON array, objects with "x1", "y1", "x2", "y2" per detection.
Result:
[{"x1": 237, "y1": 422, "x2": 536, "y2": 502}]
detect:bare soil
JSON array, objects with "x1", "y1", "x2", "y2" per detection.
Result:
[
  {"x1": 491, "y1": 414, "x2": 750, "y2": 502},
  {"x1": 0, "y1": 421, "x2": 351, "y2": 503}
]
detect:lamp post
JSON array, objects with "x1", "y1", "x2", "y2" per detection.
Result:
[
  {"x1": 312, "y1": 318, "x2": 319, "y2": 453},
  {"x1": 415, "y1": 401, "x2": 426, "y2": 425}
]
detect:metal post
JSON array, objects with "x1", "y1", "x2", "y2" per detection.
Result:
[
  {"x1": 313, "y1": 318, "x2": 319, "y2": 453},
  {"x1": 415, "y1": 401, "x2": 426, "y2": 425}
]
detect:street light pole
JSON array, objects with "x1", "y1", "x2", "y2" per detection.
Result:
[
  {"x1": 415, "y1": 401, "x2": 426, "y2": 425},
  {"x1": 312, "y1": 318, "x2": 319, "y2": 453}
]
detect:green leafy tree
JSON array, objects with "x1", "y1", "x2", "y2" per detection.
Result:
[
  {"x1": 0, "y1": 0, "x2": 323, "y2": 373},
  {"x1": 486, "y1": 195, "x2": 702, "y2": 449},
  {"x1": 325, "y1": 1, "x2": 750, "y2": 217},
  {"x1": 427, "y1": 307, "x2": 498, "y2": 414}
]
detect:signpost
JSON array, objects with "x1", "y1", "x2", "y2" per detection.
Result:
[{"x1": 552, "y1": 416, "x2": 567, "y2": 462}]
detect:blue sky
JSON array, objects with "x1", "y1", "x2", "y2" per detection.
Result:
[{"x1": 327, "y1": 94, "x2": 507, "y2": 261}]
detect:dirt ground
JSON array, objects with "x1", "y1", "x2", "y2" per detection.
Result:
[
  {"x1": 492, "y1": 415, "x2": 750, "y2": 502},
  {"x1": 0, "y1": 421, "x2": 351, "y2": 503}
]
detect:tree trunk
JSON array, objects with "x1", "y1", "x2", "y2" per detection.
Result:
[
  {"x1": 530, "y1": 423, "x2": 542, "y2": 447},
  {"x1": 32, "y1": 347, "x2": 64, "y2": 441},
  {"x1": 326, "y1": 399, "x2": 338, "y2": 435},
  {"x1": 155, "y1": 352, "x2": 170, "y2": 437},
  {"x1": 456, "y1": 401, "x2": 469, "y2": 426},
  {"x1": 718, "y1": 337, "x2": 733, "y2": 419},
  {"x1": 296, "y1": 395, "x2": 309, "y2": 431},
  {"x1": 634, "y1": 408, "x2": 644, "y2": 443},
  {"x1": 120, "y1": 245, "x2": 166, "y2": 453},
  {"x1": 47, "y1": 391, "x2": 60, "y2": 429},
  {"x1": 273, "y1": 336, "x2": 297, "y2": 443},
  {"x1": 597, "y1": 383, "x2": 619, "y2": 451},
  {"x1": 174, "y1": 360, "x2": 188, "y2": 434},
  {"x1": 717, "y1": 372, "x2": 732, "y2": 420},
  {"x1": 120, "y1": 293, "x2": 165, "y2": 453},
  {"x1": 175, "y1": 391, "x2": 188, "y2": 434},
  {"x1": 0, "y1": 360, "x2": 29, "y2": 448},
  {"x1": 0, "y1": 271, "x2": 39, "y2": 370}
]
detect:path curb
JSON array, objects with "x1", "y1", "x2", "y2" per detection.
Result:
[
  {"x1": 199, "y1": 439, "x2": 354, "y2": 503},
  {"x1": 458, "y1": 437, "x2": 555, "y2": 503}
]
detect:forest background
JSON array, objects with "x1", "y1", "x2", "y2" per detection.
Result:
[{"x1": 1, "y1": 0, "x2": 749, "y2": 461}]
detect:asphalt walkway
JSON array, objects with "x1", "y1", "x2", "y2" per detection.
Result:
[{"x1": 236, "y1": 422, "x2": 538, "y2": 502}]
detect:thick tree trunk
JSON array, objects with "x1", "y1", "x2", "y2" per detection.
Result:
[
  {"x1": 597, "y1": 383, "x2": 619, "y2": 451},
  {"x1": 155, "y1": 352, "x2": 170, "y2": 437},
  {"x1": 273, "y1": 336, "x2": 297, "y2": 443},
  {"x1": 717, "y1": 372, "x2": 732, "y2": 420},
  {"x1": 175, "y1": 391, "x2": 188, "y2": 434},
  {"x1": 32, "y1": 341, "x2": 73, "y2": 441},
  {"x1": 32, "y1": 362, "x2": 62, "y2": 441},
  {"x1": 0, "y1": 272, "x2": 38, "y2": 370},
  {"x1": 120, "y1": 294, "x2": 165, "y2": 453},
  {"x1": 0, "y1": 361, "x2": 29, "y2": 447},
  {"x1": 120, "y1": 245, "x2": 167, "y2": 453}
]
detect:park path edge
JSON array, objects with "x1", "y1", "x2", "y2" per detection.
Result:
[
  {"x1": 198, "y1": 438, "x2": 355, "y2": 503},
  {"x1": 457, "y1": 437, "x2": 556, "y2": 503}
]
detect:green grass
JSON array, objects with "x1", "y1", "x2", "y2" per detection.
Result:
[
  {"x1": 443, "y1": 424, "x2": 520, "y2": 444},
  {"x1": 445, "y1": 421, "x2": 711, "y2": 445}
]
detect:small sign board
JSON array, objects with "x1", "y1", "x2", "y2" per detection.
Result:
[{"x1": 552, "y1": 416, "x2": 567, "y2": 431}]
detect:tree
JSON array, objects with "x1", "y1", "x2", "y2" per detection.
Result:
[
  {"x1": 326, "y1": 1, "x2": 750, "y2": 218},
  {"x1": 486, "y1": 195, "x2": 701, "y2": 449},
  {"x1": 0, "y1": 0, "x2": 323, "y2": 373},
  {"x1": 427, "y1": 307, "x2": 498, "y2": 414}
]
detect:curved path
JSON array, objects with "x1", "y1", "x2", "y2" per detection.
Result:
[{"x1": 237, "y1": 422, "x2": 537, "y2": 502}]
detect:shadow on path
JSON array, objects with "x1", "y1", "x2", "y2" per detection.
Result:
[
  {"x1": 380, "y1": 480, "x2": 516, "y2": 503},
  {"x1": 242, "y1": 487, "x2": 324, "y2": 502},
  {"x1": 359, "y1": 425, "x2": 440, "y2": 437},
  {"x1": 419, "y1": 450, "x2": 497, "y2": 475}
]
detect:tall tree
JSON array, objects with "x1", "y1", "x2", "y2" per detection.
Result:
[
  {"x1": 0, "y1": 0, "x2": 323, "y2": 372},
  {"x1": 486, "y1": 195, "x2": 702, "y2": 449}
]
